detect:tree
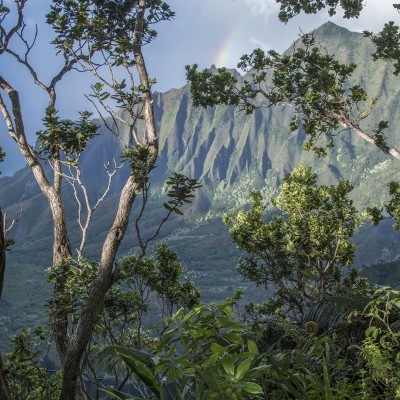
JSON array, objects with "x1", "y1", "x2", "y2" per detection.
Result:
[
  {"x1": 224, "y1": 165, "x2": 367, "y2": 320},
  {"x1": 0, "y1": 1, "x2": 200, "y2": 399}
]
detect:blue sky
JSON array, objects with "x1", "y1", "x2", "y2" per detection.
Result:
[{"x1": 0, "y1": 0, "x2": 397, "y2": 175}]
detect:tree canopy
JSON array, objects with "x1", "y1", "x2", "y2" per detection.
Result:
[{"x1": 225, "y1": 165, "x2": 368, "y2": 319}]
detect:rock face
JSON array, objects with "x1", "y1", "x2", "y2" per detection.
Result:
[{"x1": 1, "y1": 22, "x2": 400, "y2": 328}]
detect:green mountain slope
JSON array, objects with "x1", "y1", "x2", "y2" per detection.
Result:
[{"x1": 1, "y1": 22, "x2": 400, "y2": 333}]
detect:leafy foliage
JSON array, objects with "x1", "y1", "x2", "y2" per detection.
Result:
[
  {"x1": 365, "y1": 21, "x2": 400, "y2": 75},
  {"x1": 36, "y1": 107, "x2": 98, "y2": 162},
  {"x1": 5, "y1": 327, "x2": 61, "y2": 400},
  {"x1": 387, "y1": 181, "x2": 400, "y2": 229},
  {"x1": 366, "y1": 180, "x2": 400, "y2": 229},
  {"x1": 47, "y1": 258, "x2": 98, "y2": 320},
  {"x1": 0, "y1": 147, "x2": 4, "y2": 174},
  {"x1": 164, "y1": 173, "x2": 202, "y2": 216},
  {"x1": 276, "y1": 0, "x2": 364, "y2": 22},
  {"x1": 93, "y1": 286, "x2": 400, "y2": 400},
  {"x1": 359, "y1": 287, "x2": 400, "y2": 397},
  {"x1": 185, "y1": 65, "x2": 253, "y2": 111},
  {"x1": 153, "y1": 300, "x2": 265, "y2": 400},
  {"x1": 47, "y1": 244, "x2": 199, "y2": 329},
  {"x1": 98, "y1": 298, "x2": 266, "y2": 400},
  {"x1": 224, "y1": 165, "x2": 368, "y2": 319},
  {"x1": 6, "y1": 284, "x2": 400, "y2": 399},
  {"x1": 119, "y1": 243, "x2": 200, "y2": 315},
  {"x1": 303, "y1": 292, "x2": 370, "y2": 333},
  {"x1": 45, "y1": 244, "x2": 199, "y2": 396},
  {"x1": 47, "y1": 0, "x2": 174, "y2": 64},
  {"x1": 122, "y1": 144, "x2": 155, "y2": 186}
]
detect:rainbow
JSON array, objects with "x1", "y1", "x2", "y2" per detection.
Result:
[{"x1": 213, "y1": 22, "x2": 242, "y2": 68}]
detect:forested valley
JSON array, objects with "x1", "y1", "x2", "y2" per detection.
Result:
[{"x1": 1, "y1": 1, "x2": 400, "y2": 399}]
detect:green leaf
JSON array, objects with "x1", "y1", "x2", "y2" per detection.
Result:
[
  {"x1": 211, "y1": 342, "x2": 226, "y2": 354},
  {"x1": 216, "y1": 316, "x2": 243, "y2": 330},
  {"x1": 235, "y1": 357, "x2": 253, "y2": 380},
  {"x1": 221, "y1": 356, "x2": 235, "y2": 376},
  {"x1": 247, "y1": 340, "x2": 259, "y2": 355},
  {"x1": 322, "y1": 358, "x2": 335, "y2": 400},
  {"x1": 241, "y1": 382, "x2": 263, "y2": 394},
  {"x1": 365, "y1": 326, "x2": 379, "y2": 339},
  {"x1": 223, "y1": 332, "x2": 244, "y2": 345},
  {"x1": 203, "y1": 353, "x2": 220, "y2": 369},
  {"x1": 120, "y1": 355, "x2": 161, "y2": 399},
  {"x1": 221, "y1": 305, "x2": 234, "y2": 316}
]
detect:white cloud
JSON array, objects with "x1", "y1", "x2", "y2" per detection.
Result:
[
  {"x1": 250, "y1": 37, "x2": 272, "y2": 52},
  {"x1": 245, "y1": 0, "x2": 279, "y2": 19},
  {"x1": 330, "y1": 0, "x2": 399, "y2": 33}
]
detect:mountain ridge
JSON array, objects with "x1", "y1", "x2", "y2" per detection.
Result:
[{"x1": 2, "y1": 22, "x2": 400, "y2": 257}]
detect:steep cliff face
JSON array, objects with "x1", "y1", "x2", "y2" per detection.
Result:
[
  {"x1": 1, "y1": 22, "x2": 400, "y2": 322},
  {"x1": 147, "y1": 22, "x2": 400, "y2": 216}
]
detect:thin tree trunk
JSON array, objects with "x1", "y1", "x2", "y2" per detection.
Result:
[
  {"x1": 47, "y1": 191, "x2": 72, "y2": 357},
  {"x1": 0, "y1": 209, "x2": 10, "y2": 400},
  {"x1": 59, "y1": 176, "x2": 141, "y2": 399},
  {"x1": 46, "y1": 195, "x2": 87, "y2": 400},
  {"x1": 0, "y1": 354, "x2": 9, "y2": 400},
  {"x1": 1, "y1": 2, "x2": 159, "y2": 398},
  {"x1": 60, "y1": 141, "x2": 156, "y2": 399},
  {"x1": 0, "y1": 209, "x2": 5, "y2": 302},
  {"x1": 49, "y1": 190, "x2": 72, "y2": 263}
]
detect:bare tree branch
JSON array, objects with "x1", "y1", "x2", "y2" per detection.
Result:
[
  {"x1": 335, "y1": 113, "x2": 400, "y2": 162},
  {"x1": 60, "y1": 158, "x2": 121, "y2": 258},
  {"x1": 0, "y1": 0, "x2": 26, "y2": 56}
]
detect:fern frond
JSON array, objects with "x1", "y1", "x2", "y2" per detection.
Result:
[{"x1": 304, "y1": 293, "x2": 370, "y2": 332}]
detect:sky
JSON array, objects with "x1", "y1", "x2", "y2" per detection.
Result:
[{"x1": 0, "y1": 0, "x2": 398, "y2": 175}]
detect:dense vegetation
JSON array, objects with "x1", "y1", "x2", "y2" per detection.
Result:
[
  {"x1": 3, "y1": 166, "x2": 400, "y2": 399},
  {"x1": 0, "y1": 0, "x2": 400, "y2": 399}
]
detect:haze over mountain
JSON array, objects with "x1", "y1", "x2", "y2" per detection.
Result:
[{"x1": 1, "y1": 22, "x2": 400, "y2": 332}]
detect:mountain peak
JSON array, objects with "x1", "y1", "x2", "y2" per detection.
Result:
[
  {"x1": 283, "y1": 21, "x2": 367, "y2": 58},
  {"x1": 207, "y1": 64, "x2": 241, "y2": 78},
  {"x1": 319, "y1": 21, "x2": 345, "y2": 29},
  {"x1": 313, "y1": 21, "x2": 361, "y2": 38}
]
